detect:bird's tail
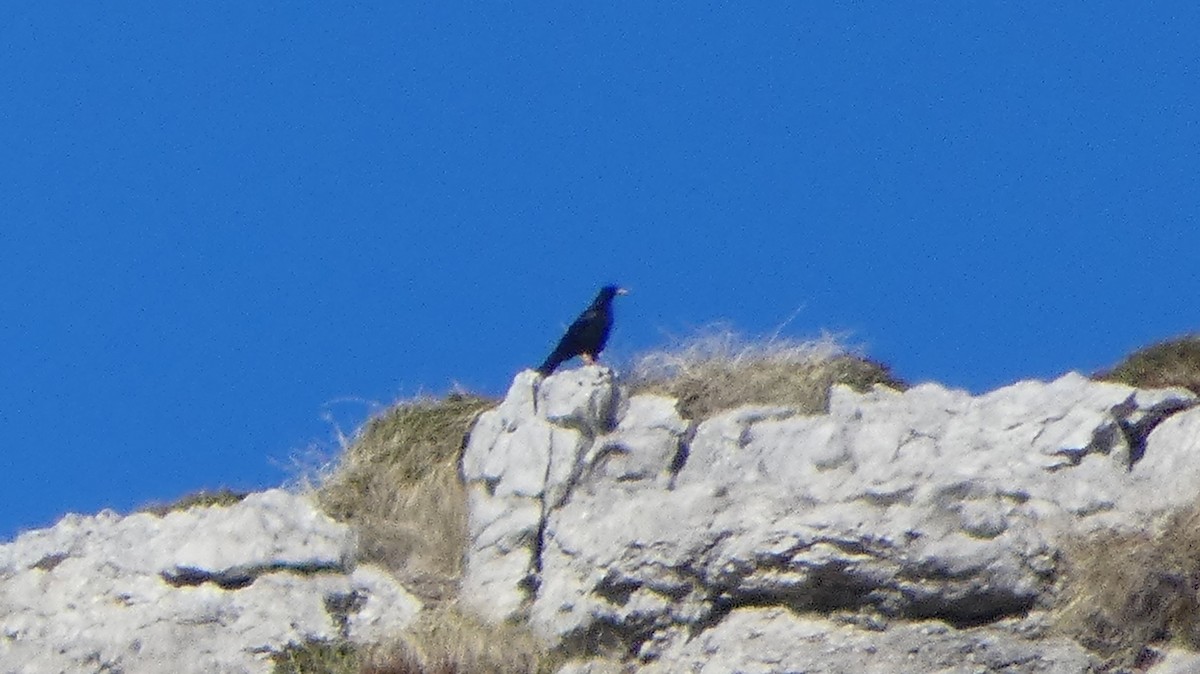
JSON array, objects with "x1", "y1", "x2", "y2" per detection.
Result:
[
  {"x1": 536, "y1": 356, "x2": 561, "y2": 376},
  {"x1": 537, "y1": 349, "x2": 567, "y2": 376}
]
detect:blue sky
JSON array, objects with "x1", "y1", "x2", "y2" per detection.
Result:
[{"x1": 2, "y1": 4, "x2": 1198, "y2": 540}]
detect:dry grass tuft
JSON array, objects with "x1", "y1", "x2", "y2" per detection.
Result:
[
  {"x1": 140, "y1": 487, "x2": 248, "y2": 517},
  {"x1": 624, "y1": 328, "x2": 905, "y2": 419},
  {"x1": 307, "y1": 393, "x2": 560, "y2": 673},
  {"x1": 365, "y1": 604, "x2": 554, "y2": 674},
  {"x1": 1095, "y1": 335, "x2": 1200, "y2": 395},
  {"x1": 268, "y1": 606, "x2": 555, "y2": 674},
  {"x1": 1054, "y1": 503, "x2": 1200, "y2": 668},
  {"x1": 314, "y1": 393, "x2": 495, "y2": 591},
  {"x1": 271, "y1": 639, "x2": 361, "y2": 674}
]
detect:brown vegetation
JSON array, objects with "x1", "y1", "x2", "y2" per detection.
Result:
[
  {"x1": 1055, "y1": 502, "x2": 1200, "y2": 669},
  {"x1": 315, "y1": 393, "x2": 494, "y2": 592},
  {"x1": 624, "y1": 329, "x2": 905, "y2": 419},
  {"x1": 307, "y1": 392, "x2": 558, "y2": 673},
  {"x1": 365, "y1": 605, "x2": 554, "y2": 674},
  {"x1": 1095, "y1": 335, "x2": 1200, "y2": 394},
  {"x1": 271, "y1": 606, "x2": 552, "y2": 674},
  {"x1": 140, "y1": 487, "x2": 247, "y2": 517},
  {"x1": 272, "y1": 640, "x2": 361, "y2": 674}
]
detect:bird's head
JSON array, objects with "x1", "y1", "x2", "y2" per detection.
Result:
[{"x1": 599, "y1": 284, "x2": 629, "y2": 301}]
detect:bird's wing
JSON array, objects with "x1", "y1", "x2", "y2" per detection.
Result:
[
  {"x1": 564, "y1": 307, "x2": 600, "y2": 338},
  {"x1": 537, "y1": 308, "x2": 601, "y2": 375}
]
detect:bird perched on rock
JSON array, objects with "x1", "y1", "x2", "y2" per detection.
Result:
[{"x1": 537, "y1": 285, "x2": 628, "y2": 376}]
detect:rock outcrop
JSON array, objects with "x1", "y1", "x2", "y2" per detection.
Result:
[
  {"x1": 0, "y1": 490, "x2": 420, "y2": 674},
  {"x1": 7, "y1": 365, "x2": 1200, "y2": 673},
  {"x1": 462, "y1": 367, "x2": 1200, "y2": 672}
]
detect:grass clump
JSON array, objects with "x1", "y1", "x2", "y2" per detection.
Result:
[
  {"x1": 314, "y1": 393, "x2": 495, "y2": 594},
  {"x1": 268, "y1": 604, "x2": 552, "y2": 671},
  {"x1": 308, "y1": 393, "x2": 564, "y2": 673},
  {"x1": 624, "y1": 328, "x2": 905, "y2": 420},
  {"x1": 1054, "y1": 503, "x2": 1200, "y2": 669},
  {"x1": 269, "y1": 606, "x2": 553, "y2": 674},
  {"x1": 365, "y1": 604, "x2": 556, "y2": 674},
  {"x1": 140, "y1": 487, "x2": 248, "y2": 517},
  {"x1": 272, "y1": 640, "x2": 362, "y2": 674},
  {"x1": 1095, "y1": 335, "x2": 1200, "y2": 395}
]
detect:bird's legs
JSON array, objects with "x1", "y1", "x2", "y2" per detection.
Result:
[{"x1": 581, "y1": 353, "x2": 596, "y2": 365}]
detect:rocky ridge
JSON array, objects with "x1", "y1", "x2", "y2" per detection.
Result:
[
  {"x1": 0, "y1": 490, "x2": 419, "y2": 674},
  {"x1": 6, "y1": 366, "x2": 1200, "y2": 673},
  {"x1": 462, "y1": 367, "x2": 1200, "y2": 672}
]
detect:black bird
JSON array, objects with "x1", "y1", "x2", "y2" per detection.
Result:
[{"x1": 537, "y1": 285, "x2": 628, "y2": 375}]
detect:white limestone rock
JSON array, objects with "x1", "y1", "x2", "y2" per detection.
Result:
[
  {"x1": 0, "y1": 489, "x2": 420, "y2": 674},
  {"x1": 460, "y1": 369, "x2": 1200, "y2": 671},
  {"x1": 579, "y1": 394, "x2": 688, "y2": 489},
  {"x1": 536, "y1": 366, "x2": 620, "y2": 436},
  {"x1": 555, "y1": 659, "x2": 628, "y2": 674},
  {"x1": 460, "y1": 367, "x2": 630, "y2": 622},
  {"x1": 1148, "y1": 647, "x2": 1200, "y2": 674},
  {"x1": 1135, "y1": 405, "x2": 1200, "y2": 507},
  {"x1": 460, "y1": 485, "x2": 543, "y2": 622},
  {"x1": 638, "y1": 607, "x2": 1097, "y2": 674}
]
